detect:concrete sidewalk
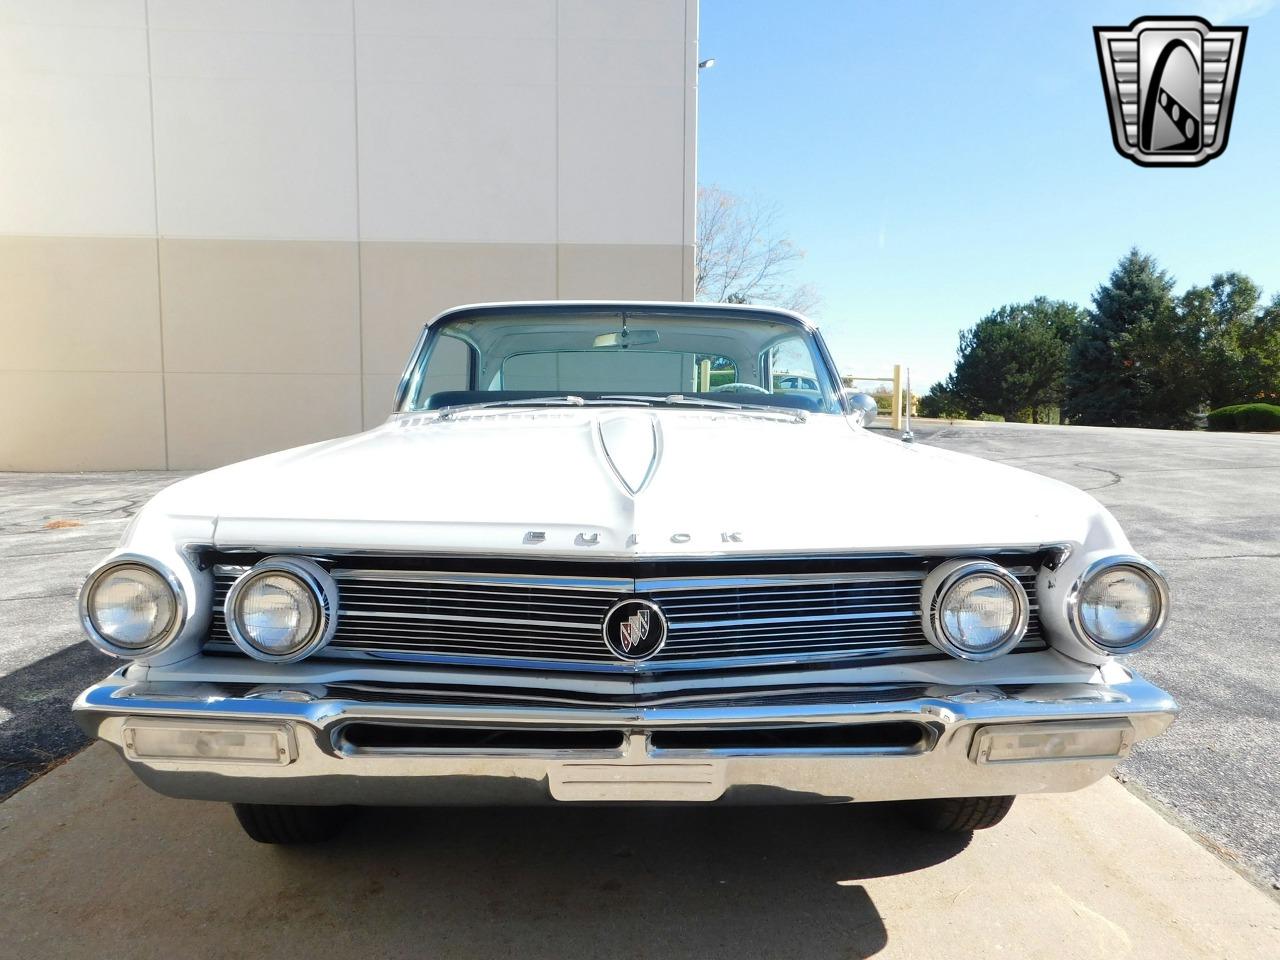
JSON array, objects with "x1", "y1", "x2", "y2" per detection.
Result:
[{"x1": 1, "y1": 744, "x2": 1275, "y2": 960}]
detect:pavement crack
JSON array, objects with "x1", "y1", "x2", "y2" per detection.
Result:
[{"x1": 1072, "y1": 462, "x2": 1123, "y2": 490}]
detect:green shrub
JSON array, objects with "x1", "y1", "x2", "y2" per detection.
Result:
[
  {"x1": 977, "y1": 413, "x2": 1006, "y2": 422},
  {"x1": 1206, "y1": 402, "x2": 1280, "y2": 432}
]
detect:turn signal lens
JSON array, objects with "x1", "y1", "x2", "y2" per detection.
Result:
[{"x1": 123, "y1": 719, "x2": 294, "y2": 765}]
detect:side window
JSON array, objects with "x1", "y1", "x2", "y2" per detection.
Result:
[{"x1": 767, "y1": 337, "x2": 821, "y2": 395}]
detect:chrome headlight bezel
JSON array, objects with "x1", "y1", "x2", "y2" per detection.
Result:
[
  {"x1": 1067, "y1": 555, "x2": 1169, "y2": 654},
  {"x1": 922, "y1": 559, "x2": 1030, "y2": 661},
  {"x1": 79, "y1": 555, "x2": 187, "y2": 659},
  {"x1": 224, "y1": 556, "x2": 338, "y2": 663}
]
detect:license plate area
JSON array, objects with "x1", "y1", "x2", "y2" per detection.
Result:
[{"x1": 550, "y1": 761, "x2": 726, "y2": 802}]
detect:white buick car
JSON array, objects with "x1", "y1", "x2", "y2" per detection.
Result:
[{"x1": 73, "y1": 302, "x2": 1176, "y2": 843}]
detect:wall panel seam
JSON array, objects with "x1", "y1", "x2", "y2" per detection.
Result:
[
  {"x1": 351, "y1": 0, "x2": 366, "y2": 425},
  {"x1": 143, "y1": 0, "x2": 170, "y2": 468}
]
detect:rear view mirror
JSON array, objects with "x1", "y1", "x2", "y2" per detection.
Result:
[{"x1": 593, "y1": 330, "x2": 660, "y2": 348}]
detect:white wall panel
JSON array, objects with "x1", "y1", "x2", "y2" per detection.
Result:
[
  {"x1": 557, "y1": 0, "x2": 685, "y2": 40},
  {"x1": 356, "y1": 0, "x2": 555, "y2": 39},
  {"x1": 357, "y1": 80, "x2": 557, "y2": 242},
  {"x1": 0, "y1": 1, "x2": 144, "y2": 29},
  {"x1": 558, "y1": 83, "x2": 685, "y2": 244},
  {"x1": 147, "y1": 0, "x2": 351, "y2": 35},
  {"x1": 149, "y1": 16, "x2": 356, "y2": 239},
  {"x1": 556, "y1": 0, "x2": 689, "y2": 245},
  {"x1": 0, "y1": 15, "x2": 154, "y2": 235}
]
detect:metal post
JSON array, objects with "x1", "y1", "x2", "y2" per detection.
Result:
[
  {"x1": 891, "y1": 364, "x2": 903, "y2": 431},
  {"x1": 698, "y1": 358, "x2": 711, "y2": 392},
  {"x1": 902, "y1": 367, "x2": 914, "y2": 443}
]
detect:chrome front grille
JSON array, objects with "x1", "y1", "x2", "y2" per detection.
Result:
[{"x1": 207, "y1": 556, "x2": 1049, "y2": 673}]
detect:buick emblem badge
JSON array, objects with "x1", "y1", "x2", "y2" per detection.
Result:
[{"x1": 602, "y1": 598, "x2": 667, "y2": 661}]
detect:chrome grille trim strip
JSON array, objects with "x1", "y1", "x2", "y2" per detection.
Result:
[{"x1": 207, "y1": 557, "x2": 1050, "y2": 672}]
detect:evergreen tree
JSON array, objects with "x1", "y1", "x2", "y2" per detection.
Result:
[
  {"x1": 950, "y1": 298, "x2": 1082, "y2": 422},
  {"x1": 1067, "y1": 249, "x2": 1176, "y2": 427}
]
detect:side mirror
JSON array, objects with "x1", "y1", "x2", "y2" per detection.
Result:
[{"x1": 846, "y1": 391, "x2": 878, "y2": 426}]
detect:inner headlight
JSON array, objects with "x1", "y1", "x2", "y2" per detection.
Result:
[
  {"x1": 923, "y1": 560, "x2": 1029, "y2": 660},
  {"x1": 80, "y1": 560, "x2": 182, "y2": 657},
  {"x1": 1072, "y1": 560, "x2": 1167, "y2": 653},
  {"x1": 225, "y1": 558, "x2": 336, "y2": 662}
]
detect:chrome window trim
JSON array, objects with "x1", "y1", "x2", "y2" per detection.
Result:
[
  {"x1": 78, "y1": 554, "x2": 187, "y2": 660},
  {"x1": 922, "y1": 559, "x2": 1030, "y2": 662},
  {"x1": 395, "y1": 301, "x2": 848, "y2": 416},
  {"x1": 1066, "y1": 554, "x2": 1169, "y2": 654},
  {"x1": 224, "y1": 557, "x2": 339, "y2": 664}
]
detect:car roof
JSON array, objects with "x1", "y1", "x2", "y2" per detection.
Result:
[{"x1": 423, "y1": 300, "x2": 820, "y2": 333}]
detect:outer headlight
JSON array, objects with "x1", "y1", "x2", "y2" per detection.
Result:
[
  {"x1": 80, "y1": 558, "x2": 184, "y2": 658},
  {"x1": 1069, "y1": 557, "x2": 1168, "y2": 653},
  {"x1": 922, "y1": 559, "x2": 1029, "y2": 661},
  {"x1": 225, "y1": 557, "x2": 337, "y2": 663}
]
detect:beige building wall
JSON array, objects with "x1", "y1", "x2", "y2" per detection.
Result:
[{"x1": 0, "y1": 0, "x2": 698, "y2": 470}]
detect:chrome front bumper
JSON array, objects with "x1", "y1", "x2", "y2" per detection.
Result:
[{"x1": 73, "y1": 668, "x2": 1177, "y2": 806}]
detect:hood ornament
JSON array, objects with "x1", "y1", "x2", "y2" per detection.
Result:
[{"x1": 597, "y1": 414, "x2": 660, "y2": 496}]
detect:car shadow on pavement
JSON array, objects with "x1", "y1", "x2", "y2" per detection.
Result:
[
  {"x1": 0, "y1": 641, "x2": 114, "y2": 798},
  {"x1": 261, "y1": 802, "x2": 972, "y2": 959}
]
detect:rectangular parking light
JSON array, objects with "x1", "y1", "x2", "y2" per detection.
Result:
[
  {"x1": 971, "y1": 720, "x2": 1134, "y2": 764},
  {"x1": 122, "y1": 717, "x2": 295, "y2": 765}
]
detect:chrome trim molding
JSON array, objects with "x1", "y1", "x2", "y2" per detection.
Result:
[
  {"x1": 78, "y1": 554, "x2": 188, "y2": 660},
  {"x1": 1066, "y1": 554, "x2": 1170, "y2": 655},
  {"x1": 73, "y1": 668, "x2": 1178, "y2": 806},
  {"x1": 224, "y1": 557, "x2": 339, "y2": 664},
  {"x1": 921, "y1": 559, "x2": 1030, "y2": 662}
]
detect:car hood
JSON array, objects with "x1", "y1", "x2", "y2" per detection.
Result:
[{"x1": 137, "y1": 409, "x2": 1127, "y2": 557}]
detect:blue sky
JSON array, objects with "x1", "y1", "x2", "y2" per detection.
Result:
[{"x1": 697, "y1": 1, "x2": 1279, "y2": 388}]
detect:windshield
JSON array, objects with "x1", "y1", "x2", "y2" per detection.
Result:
[{"x1": 400, "y1": 307, "x2": 845, "y2": 415}]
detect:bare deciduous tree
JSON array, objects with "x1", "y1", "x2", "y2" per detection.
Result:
[{"x1": 695, "y1": 184, "x2": 821, "y2": 314}]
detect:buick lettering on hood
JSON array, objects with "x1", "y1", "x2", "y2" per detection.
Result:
[{"x1": 73, "y1": 302, "x2": 1176, "y2": 843}]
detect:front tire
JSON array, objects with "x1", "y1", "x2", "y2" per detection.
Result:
[
  {"x1": 901, "y1": 795, "x2": 1016, "y2": 832},
  {"x1": 232, "y1": 803, "x2": 351, "y2": 844}
]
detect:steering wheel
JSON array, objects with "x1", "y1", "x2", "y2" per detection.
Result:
[{"x1": 710, "y1": 382, "x2": 772, "y2": 395}]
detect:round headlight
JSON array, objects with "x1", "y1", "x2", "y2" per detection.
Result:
[
  {"x1": 923, "y1": 560, "x2": 1029, "y2": 660},
  {"x1": 80, "y1": 560, "x2": 183, "y2": 657},
  {"x1": 1071, "y1": 559, "x2": 1167, "y2": 653},
  {"x1": 226, "y1": 558, "x2": 336, "y2": 662}
]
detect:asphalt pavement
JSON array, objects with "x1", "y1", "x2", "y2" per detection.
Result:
[
  {"x1": 0, "y1": 471, "x2": 187, "y2": 796},
  {"x1": 909, "y1": 418, "x2": 1280, "y2": 888}
]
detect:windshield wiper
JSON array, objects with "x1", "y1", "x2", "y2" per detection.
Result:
[
  {"x1": 599, "y1": 394, "x2": 746, "y2": 409},
  {"x1": 598, "y1": 394, "x2": 807, "y2": 422},
  {"x1": 435, "y1": 395, "x2": 585, "y2": 419},
  {"x1": 434, "y1": 395, "x2": 648, "y2": 420}
]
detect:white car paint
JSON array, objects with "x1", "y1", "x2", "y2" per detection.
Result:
[{"x1": 112, "y1": 415, "x2": 1134, "y2": 672}]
